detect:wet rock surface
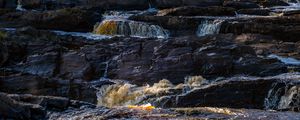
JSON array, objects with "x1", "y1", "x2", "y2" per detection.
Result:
[
  {"x1": 108, "y1": 35, "x2": 287, "y2": 85},
  {"x1": 0, "y1": 7, "x2": 102, "y2": 32},
  {"x1": 1, "y1": 0, "x2": 300, "y2": 119}
]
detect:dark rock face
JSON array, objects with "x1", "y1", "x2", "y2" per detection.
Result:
[
  {"x1": 157, "y1": 6, "x2": 236, "y2": 16},
  {"x1": 60, "y1": 52, "x2": 93, "y2": 80},
  {"x1": 166, "y1": 79, "x2": 275, "y2": 108},
  {"x1": 109, "y1": 35, "x2": 287, "y2": 85},
  {"x1": 259, "y1": 0, "x2": 290, "y2": 7},
  {"x1": 0, "y1": 27, "x2": 289, "y2": 101},
  {"x1": 153, "y1": 0, "x2": 223, "y2": 8},
  {"x1": 237, "y1": 8, "x2": 271, "y2": 16},
  {"x1": 83, "y1": 0, "x2": 149, "y2": 10},
  {"x1": 0, "y1": 28, "x2": 111, "y2": 103},
  {"x1": 0, "y1": 7, "x2": 102, "y2": 32},
  {"x1": 0, "y1": 92, "x2": 95, "y2": 120},
  {"x1": 0, "y1": 0, "x2": 17, "y2": 9},
  {"x1": 155, "y1": 73, "x2": 300, "y2": 110},
  {"x1": 14, "y1": 52, "x2": 59, "y2": 77},
  {"x1": 220, "y1": 17, "x2": 300, "y2": 42},
  {"x1": 0, "y1": 92, "x2": 34, "y2": 120},
  {"x1": 19, "y1": 0, "x2": 41, "y2": 9}
]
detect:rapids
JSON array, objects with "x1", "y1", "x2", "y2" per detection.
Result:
[
  {"x1": 96, "y1": 76, "x2": 205, "y2": 108},
  {"x1": 93, "y1": 20, "x2": 169, "y2": 38}
]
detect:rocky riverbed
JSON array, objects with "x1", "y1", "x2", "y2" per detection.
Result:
[{"x1": 1, "y1": 0, "x2": 300, "y2": 119}]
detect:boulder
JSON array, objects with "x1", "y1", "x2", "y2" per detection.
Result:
[{"x1": 158, "y1": 73, "x2": 300, "y2": 110}]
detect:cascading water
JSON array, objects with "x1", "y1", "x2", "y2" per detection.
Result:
[
  {"x1": 264, "y1": 82, "x2": 287, "y2": 110},
  {"x1": 268, "y1": 54, "x2": 300, "y2": 66},
  {"x1": 95, "y1": 76, "x2": 206, "y2": 108},
  {"x1": 278, "y1": 85, "x2": 300, "y2": 111},
  {"x1": 16, "y1": 0, "x2": 26, "y2": 11},
  {"x1": 264, "y1": 74, "x2": 300, "y2": 111},
  {"x1": 93, "y1": 20, "x2": 169, "y2": 38},
  {"x1": 270, "y1": 0, "x2": 300, "y2": 13},
  {"x1": 196, "y1": 19, "x2": 224, "y2": 37}
]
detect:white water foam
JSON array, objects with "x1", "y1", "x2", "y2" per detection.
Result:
[{"x1": 16, "y1": 0, "x2": 26, "y2": 11}]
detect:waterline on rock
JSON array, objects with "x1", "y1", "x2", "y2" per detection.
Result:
[
  {"x1": 196, "y1": 19, "x2": 224, "y2": 37},
  {"x1": 52, "y1": 30, "x2": 112, "y2": 40},
  {"x1": 16, "y1": 0, "x2": 26, "y2": 11}
]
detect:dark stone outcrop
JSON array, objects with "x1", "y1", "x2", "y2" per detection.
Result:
[
  {"x1": 156, "y1": 73, "x2": 300, "y2": 111},
  {"x1": 108, "y1": 35, "x2": 287, "y2": 85},
  {"x1": 0, "y1": 7, "x2": 102, "y2": 32}
]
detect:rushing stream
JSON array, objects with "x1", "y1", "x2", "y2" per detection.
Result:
[{"x1": 2, "y1": 1, "x2": 300, "y2": 119}]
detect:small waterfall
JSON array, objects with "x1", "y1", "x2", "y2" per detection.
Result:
[
  {"x1": 264, "y1": 81, "x2": 300, "y2": 111},
  {"x1": 52, "y1": 30, "x2": 111, "y2": 40},
  {"x1": 16, "y1": 0, "x2": 26, "y2": 11},
  {"x1": 196, "y1": 19, "x2": 224, "y2": 37},
  {"x1": 278, "y1": 86, "x2": 300, "y2": 111},
  {"x1": 93, "y1": 20, "x2": 169, "y2": 38},
  {"x1": 264, "y1": 83, "x2": 286, "y2": 110},
  {"x1": 101, "y1": 61, "x2": 109, "y2": 79}
]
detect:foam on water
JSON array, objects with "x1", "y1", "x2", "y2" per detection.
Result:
[
  {"x1": 96, "y1": 77, "x2": 206, "y2": 108},
  {"x1": 16, "y1": 0, "x2": 26, "y2": 11}
]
